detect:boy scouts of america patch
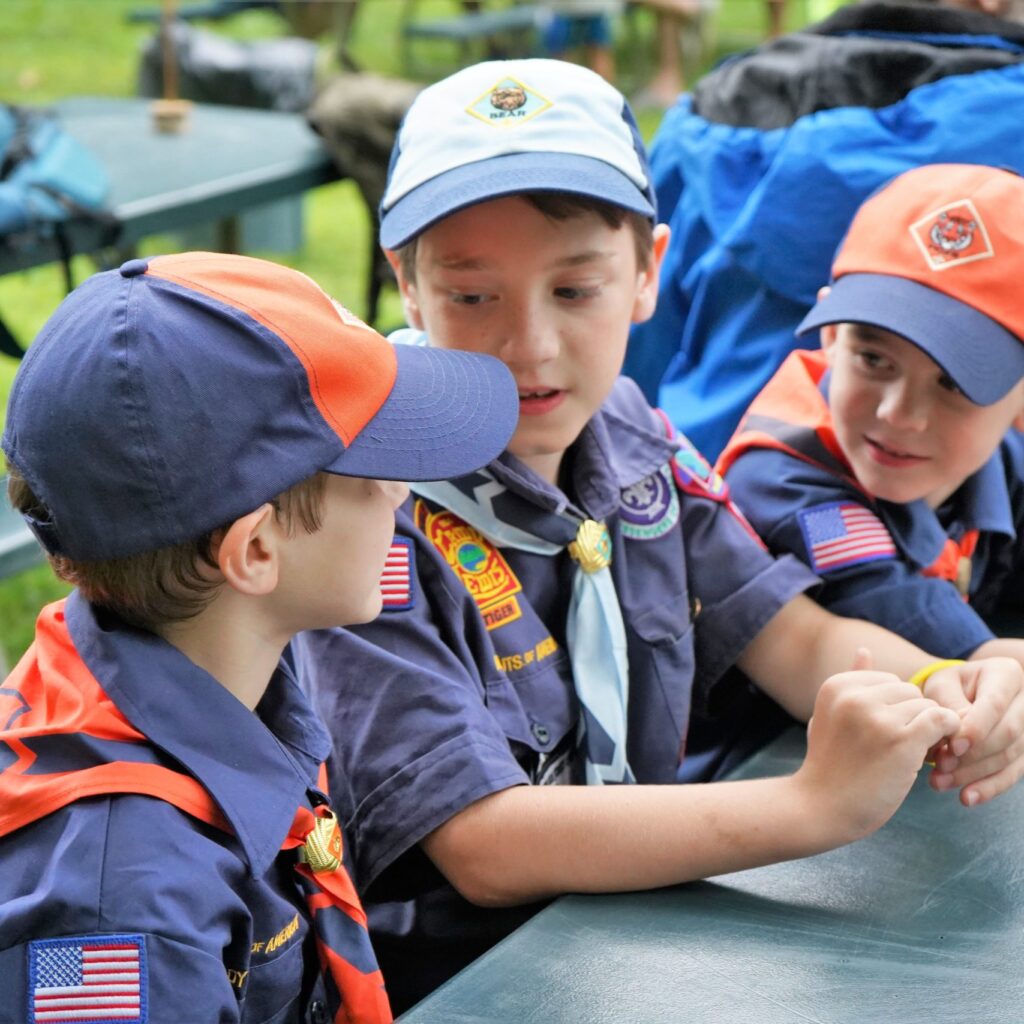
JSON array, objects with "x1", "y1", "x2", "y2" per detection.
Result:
[
  {"x1": 415, "y1": 500, "x2": 524, "y2": 631},
  {"x1": 466, "y1": 76, "x2": 553, "y2": 126},
  {"x1": 910, "y1": 199, "x2": 994, "y2": 271},
  {"x1": 28, "y1": 934, "x2": 147, "y2": 1023},
  {"x1": 619, "y1": 465, "x2": 679, "y2": 540},
  {"x1": 379, "y1": 537, "x2": 414, "y2": 611}
]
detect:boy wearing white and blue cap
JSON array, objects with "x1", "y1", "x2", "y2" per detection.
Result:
[
  {"x1": 720, "y1": 163, "x2": 1024, "y2": 697},
  {"x1": 295, "y1": 63, "x2": 1024, "y2": 1010},
  {"x1": 0, "y1": 252, "x2": 517, "y2": 1023}
]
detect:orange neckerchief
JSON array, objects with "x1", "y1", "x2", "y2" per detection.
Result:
[{"x1": 922, "y1": 530, "x2": 980, "y2": 599}]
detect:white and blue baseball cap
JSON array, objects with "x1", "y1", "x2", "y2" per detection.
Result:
[{"x1": 379, "y1": 58, "x2": 656, "y2": 250}]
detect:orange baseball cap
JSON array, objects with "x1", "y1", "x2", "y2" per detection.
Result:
[{"x1": 797, "y1": 163, "x2": 1024, "y2": 405}]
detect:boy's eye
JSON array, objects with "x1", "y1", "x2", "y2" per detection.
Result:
[
  {"x1": 554, "y1": 286, "x2": 598, "y2": 301},
  {"x1": 855, "y1": 349, "x2": 890, "y2": 372},
  {"x1": 937, "y1": 373, "x2": 964, "y2": 396},
  {"x1": 451, "y1": 292, "x2": 488, "y2": 306}
]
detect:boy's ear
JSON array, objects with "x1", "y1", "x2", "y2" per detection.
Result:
[
  {"x1": 212, "y1": 504, "x2": 280, "y2": 597},
  {"x1": 819, "y1": 319, "x2": 839, "y2": 360},
  {"x1": 1013, "y1": 387, "x2": 1024, "y2": 432},
  {"x1": 631, "y1": 224, "x2": 671, "y2": 325},
  {"x1": 384, "y1": 248, "x2": 424, "y2": 330}
]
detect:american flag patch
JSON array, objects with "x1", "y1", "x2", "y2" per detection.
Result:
[
  {"x1": 380, "y1": 537, "x2": 414, "y2": 610},
  {"x1": 29, "y1": 934, "x2": 147, "y2": 1023},
  {"x1": 798, "y1": 502, "x2": 897, "y2": 574}
]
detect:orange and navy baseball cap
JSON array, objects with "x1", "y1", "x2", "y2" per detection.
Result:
[
  {"x1": 2, "y1": 252, "x2": 517, "y2": 561},
  {"x1": 797, "y1": 163, "x2": 1024, "y2": 405}
]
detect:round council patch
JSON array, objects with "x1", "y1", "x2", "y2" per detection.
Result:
[{"x1": 619, "y1": 465, "x2": 680, "y2": 541}]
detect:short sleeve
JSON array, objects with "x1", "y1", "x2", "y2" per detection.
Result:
[
  {"x1": 727, "y1": 447, "x2": 995, "y2": 658},
  {"x1": 677, "y1": 480, "x2": 820, "y2": 690},
  {"x1": 293, "y1": 514, "x2": 529, "y2": 892}
]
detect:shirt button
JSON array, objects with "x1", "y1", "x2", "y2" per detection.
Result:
[
  {"x1": 309, "y1": 999, "x2": 329, "y2": 1024},
  {"x1": 531, "y1": 722, "x2": 550, "y2": 745}
]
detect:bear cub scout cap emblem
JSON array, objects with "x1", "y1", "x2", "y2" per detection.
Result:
[
  {"x1": 911, "y1": 199, "x2": 994, "y2": 271},
  {"x1": 467, "y1": 76, "x2": 553, "y2": 125}
]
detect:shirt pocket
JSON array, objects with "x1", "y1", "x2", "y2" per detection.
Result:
[
  {"x1": 241, "y1": 938, "x2": 308, "y2": 1024},
  {"x1": 484, "y1": 649, "x2": 577, "y2": 761},
  {"x1": 626, "y1": 590, "x2": 696, "y2": 780}
]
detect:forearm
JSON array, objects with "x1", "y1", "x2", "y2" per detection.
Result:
[
  {"x1": 423, "y1": 776, "x2": 835, "y2": 907},
  {"x1": 738, "y1": 595, "x2": 935, "y2": 722},
  {"x1": 805, "y1": 614, "x2": 933, "y2": 687},
  {"x1": 970, "y1": 636, "x2": 1024, "y2": 669}
]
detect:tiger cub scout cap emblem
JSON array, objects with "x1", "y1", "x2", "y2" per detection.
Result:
[
  {"x1": 911, "y1": 200, "x2": 993, "y2": 270},
  {"x1": 379, "y1": 58, "x2": 656, "y2": 249},
  {"x1": 797, "y1": 164, "x2": 1024, "y2": 406}
]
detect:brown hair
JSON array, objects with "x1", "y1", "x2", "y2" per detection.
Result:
[
  {"x1": 7, "y1": 465, "x2": 326, "y2": 632},
  {"x1": 395, "y1": 192, "x2": 655, "y2": 282}
]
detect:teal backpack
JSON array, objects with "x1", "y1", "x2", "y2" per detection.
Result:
[{"x1": 0, "y1": 104, "x2": 112, "y2": 357}]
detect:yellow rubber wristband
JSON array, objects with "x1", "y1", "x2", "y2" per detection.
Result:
[{"x1": 908, "y1": 659, "x2": 966, "y2": 689}]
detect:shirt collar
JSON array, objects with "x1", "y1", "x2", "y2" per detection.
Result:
[
  {"x1": 488, "y1": 379, "x2": 676, "y2": 521},
  {"x1": 947, "y1": 451, "x2": 1015, "y2": 538},
  {"x1": 879, "y1": 452, "x2": 1015, "y2": 567},
  {"x1": 65, "y1": 591, "x2": 331, "y2": 878}
]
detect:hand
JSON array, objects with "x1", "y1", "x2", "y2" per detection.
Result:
[
  {"x1": 797, "y1": 649, "x2": 961, "y2": 842},
  {"x1": 921, "y1": 657, "x2": 1024, "y2": 806}
]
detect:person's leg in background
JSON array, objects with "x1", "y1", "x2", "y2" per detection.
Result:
[{"x1": 765, "y1": 0, "x2": 786, "y2": 37}]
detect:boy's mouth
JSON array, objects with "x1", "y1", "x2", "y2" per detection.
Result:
[
  {"x1": 517, "y1": 387, "x2": 565, "y2": 415},
  {"x1": 865, "y1": 436, "x2": 927, "y2": 467}
]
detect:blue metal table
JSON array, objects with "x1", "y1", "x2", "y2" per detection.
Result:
[{"x1": 399, "y1": 726, "x2": 1023, "y2": 1022}]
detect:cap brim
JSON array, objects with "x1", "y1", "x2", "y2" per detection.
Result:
[
  {"x1": 380, "y1": 152, "x2": 655, "y2": 250},
  {"x1": 797, "y1": 273, "x2": 1024, "y2": 405},
  {"x1": 325, "y1": 343, "x2": 517, "y2": 482}
]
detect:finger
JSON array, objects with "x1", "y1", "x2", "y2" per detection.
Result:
[
  {"x1": 959, "y1": 752, "x2": 1024, "y2": 807},
  {"x1": 953, "y1": 673, "x2": 1017, "y2": 757},
  {"x1": 851, "y1": 646, "x2": 872, "y2": 671},
  {"x1": 901, "y1": 702, "x2": 962, "y2": 748},
  {"x1": 917, "y1": 667, "x2": 972, "y2": 717},
  {"x1": 955, "y1": 690, "x2": 1024, "y2": 765},
  {"x1": 932, "y1": 732, "x2": 1024, "y2": 792}
]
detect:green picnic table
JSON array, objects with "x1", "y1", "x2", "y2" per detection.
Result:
[{"x1": 399, "y1": 723, "x2": 1024, "y2": 1022}]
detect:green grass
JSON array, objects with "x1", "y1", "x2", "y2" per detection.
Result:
[{"x1": 0, "y1": 0, "x2": 822, "y2": 667}]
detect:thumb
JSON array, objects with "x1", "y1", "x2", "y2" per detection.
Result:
[{"x1": 851, "y1": 646, "x2": 873, "y2": 672}]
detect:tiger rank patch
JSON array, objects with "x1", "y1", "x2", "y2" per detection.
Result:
[{"x1": 418, "y1": 503, "x2": 523, "y2": 630}]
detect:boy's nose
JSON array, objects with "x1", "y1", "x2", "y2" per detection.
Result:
[
  {"x1": 877, "y1": 382, "x2": 928, "y2": 430},
  {"x1": 381, "y1": 480, "x2": 410, "y2": 509},
  {"x1": 498, "y1": 299, "x2": 559, "y2": 365}
]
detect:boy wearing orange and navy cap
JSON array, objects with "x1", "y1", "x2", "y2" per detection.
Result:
[
  {"x1": 0, "y1": 253, "x2": 517, "y2": 1023},
  {"x1": 720, "y1": 165, "x2": 1024, "y2": 729}
]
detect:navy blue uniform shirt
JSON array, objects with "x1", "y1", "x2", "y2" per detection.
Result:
[
  {"x1": 720, "y1": 351, "x2": 1024, "y2": 660},
  {"x1": 294, "y1": 377, "x2": 817, "y2": 1011},
  {"x1": 0, "y1": 590, "x2": 336, "y2": 1024},
  {"x1": 725, "y1": 432, "x2": 1024, "y2": 658}
]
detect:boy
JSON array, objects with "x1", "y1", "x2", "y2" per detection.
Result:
[
  {"x1": 293, "y1": 64, "x2": 1024, "y2": 1011},
  {"x1": 0, "y1": 252, "x2": 518, "y2": 1024},
  {"x1": 719, "y1": 163, "x2": 1024, "y2": 713}
]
